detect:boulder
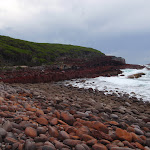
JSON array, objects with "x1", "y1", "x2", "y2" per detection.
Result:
[{"x1": 127, "y1": 73, "x2": 145, "y2": 79}]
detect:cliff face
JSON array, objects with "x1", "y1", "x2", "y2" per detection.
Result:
[
  {"x1": 0, "y1": 35, "x2": 133, "y2": 84},
  {"x1": 0, "y1": 55, "x2": 127, "y2": 83}
]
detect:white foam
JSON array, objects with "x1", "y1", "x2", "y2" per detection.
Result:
[{"x1": 64, "y1": 67, "x2": 150, "y2": 102}]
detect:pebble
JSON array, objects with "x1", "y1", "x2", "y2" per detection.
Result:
[
  {"x1": 0, "y1": 128, "x2": 7, "y2": 137},
  {"x1": 110, "y1": 114, "x2": 119, "y2": 119},
  {"x1": 134, "y1": 127, "x2": 144, "y2": 135},
  {"x1": 0, "y1": 82, "x2": 149, "y2": 149}
]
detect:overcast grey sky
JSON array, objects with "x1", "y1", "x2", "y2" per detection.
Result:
[{"x1": 0, "y1": 0, "x2": 150, "y2": 64}]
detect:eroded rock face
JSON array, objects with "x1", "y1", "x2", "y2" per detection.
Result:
[{"x1": 0, "y1": 55, "x2": 128, "y2": 84}]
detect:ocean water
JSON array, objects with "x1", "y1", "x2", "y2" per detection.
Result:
[{"x1": 64, "y1": 65, "x2": 150, "y2": 102}]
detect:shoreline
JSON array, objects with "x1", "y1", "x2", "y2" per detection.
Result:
[{"x1": 0, "y1": 81, "x2": 150, "y2": 149}]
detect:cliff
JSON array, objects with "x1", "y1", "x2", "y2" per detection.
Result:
[
  {"x1": 0, "y1": 35, "x2": 130, "y2": 83},
  {"x1": 0, "y1": 35, "x2": 104, "y2": 66}
]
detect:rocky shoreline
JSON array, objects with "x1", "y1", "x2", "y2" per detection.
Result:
[{"x1": 0, "y1": 81, "x2": 150, "y2": 150}]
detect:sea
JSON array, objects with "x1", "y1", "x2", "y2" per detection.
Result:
[{"x1": 64, "y1": 65, "x2": 150, "y2": 102}]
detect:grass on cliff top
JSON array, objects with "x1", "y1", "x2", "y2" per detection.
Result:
[{"x1": 0, "y1": 35, "x2": 104, "y2": 66}]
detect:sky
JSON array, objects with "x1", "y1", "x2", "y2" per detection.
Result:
[{"x1": 0, "y1": 0, "x2": 150, "y2": 64}]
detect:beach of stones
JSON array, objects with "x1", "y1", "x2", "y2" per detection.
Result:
[{"x1": 0, "y1": 81, "x2": 150, "y2": 150}]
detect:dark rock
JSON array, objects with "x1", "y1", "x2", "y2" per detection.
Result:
[
  {"x1": 42, "y1": 145, "x2": 55, "y2": 150},
  {"x1": 0, "y1": 128, "x2": 7, "y2": 137}
]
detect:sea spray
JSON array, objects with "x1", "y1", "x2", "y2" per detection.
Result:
[{"x1": 64, "y1": 66, "x2": 150, "y2": 102}]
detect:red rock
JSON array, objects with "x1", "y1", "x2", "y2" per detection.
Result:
[
  {"x1": 48, "y1": 126, "x2": 59, "y2": 138},
  {"x1": 100, "y1": 139, "x2": 111, "y2": 145},
  {"x1": 54, "y1": 140, "x2": 70, "y2": 149},
  {"x1": 3, "y1": 120, "x2": 13, "y2": 132},
  {"x1": 80, "y1": 134, "x2": 95, "y2": 142},
  {"x1": 58, "y1": 119, "x2": 68, "y2": 125},
  {"x1": 116, "y1": 128, "x2": 132, "y2": 142},
  {"x1": 141, "y1": 127, "x2": 149, "y2": 132},
  {"x1": 90, "y1": 129, "x2": 112, "y2": 141},
  {"x1": 110, "y1": 147, "x2": 134, "y2": 150},
  {"x1": 63, "y1": 139, "x2": 82, "y2": 147},
  {"x1": 122, "y1": 141, "x2": 135, "y2": 149},
  {"x1": 50, "y1": 118, "x2": 58, "y2": 125},
  {"x1": 4, "y1": 137, "x2": 18, "y2": 144},
  {"x1": 65, "y1": 126, "x2": 77, "y2": 134},
  {"x1": 25, "y1": 127, "x2": 37, "y2": 138},
  {"x1": 86, "y1": 139, "x2": 97, "y2": 146},
  {"x1": 54, "y1": 110, "x2": 60, "y2": 119},
  {"x1": 59, "y1": 131, "x2": 70, "y2": 141},
  {"x1": 75, "y1": 144, "x2": 90, "y2": 150},
  {"x1": 73, "y1": 121, "x2": 83, "y2": 128},
  {"x1": 61, "y1": 111, "x2": 75, "y2": 125},
  {"x1": 34, "y1": 134, "x2": 47, "y2": 142},
  {"x1": 37, "y1": 127, "x2": 47, "y2": 134},
  {"x1": 76, "y1": 126, "x2": 90, "y2": 136},
  {"x1": 18, "y1": 143, "x2": 24, "y2": 150},
  {"x1": 92, "y1": 143, "x2": 108, "y2": 150},
  {"x1": 0, "y1": 97, "x2": 4, "y2": 104},
  {"x1": 130, "y1": 132, "x2": 139, "y2": 142},
  {"x1": 26, "y1": 107, "x2": 37, "y2": 112},
  {"x1": 135, "y1": 142, "x2": 144, "y2": 150},
  {"x1": 0, "y1": 112, "x2": 7, "y2": 117},
  {"x1": 22, "y1": 116, "x2": 29, "y2": 121},
  {"x1": 0, "y1": 105, "x2": 8, "y2": 111},
  {"x1": 140, "y1": 135, "x2": 146, "y2": 141},
  {"x1": 70, "y1": 135, "x2": 80, "y2": 140},
  {"x1": 36, "y1": 109, "x2": 44, "y2": 116},
  {"x1": 127, "y1": 127, "x2": 135, "y2": 132},
  {"x1": 36, "y1": 117, "x2": 48, "y2": 125},
  {"x1": 108, "y1": 121, "x2": 119, "y2": 126},
  {"x1": 92, "y1": 121, "x2": 109, "y2": 134}
]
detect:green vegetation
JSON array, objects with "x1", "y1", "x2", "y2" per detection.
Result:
[{"x1": 0, "y1": 35, "x2": 104, "y2": 66}]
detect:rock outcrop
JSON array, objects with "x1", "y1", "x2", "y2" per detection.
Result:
[
  {"x1": 0, "y1": 56, "x2": 128, "y2": 84},
  {"x1": 128, "y1": 73, "x2": 145, "y2": 79}
]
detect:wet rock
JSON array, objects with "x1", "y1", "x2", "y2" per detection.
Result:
[
  {"x1": 42, "y1": 145, "x2": 56, "y2": 150},
  {"x1": 92, "y1": 121, "x2": 109, "y2": 134},
  {"x1": 86, "y1": 139, "x2": 97, "y2": 146},
  {"x1": 59, "y1": 131, "x2": 70, "y2": 141},
  {"x1": 128, "y1": 73, "x2": 145, "y2": 79},
  {"x1": 49, "y1": 118, "x2": 58, "y2": 125},
  {"x1": 92, "y1": 143, "x2": 107, "y2": 150},
  {"x1": 116, "y1": 128, "x2": 132, "y2": 142},
  {"x1": 25, "y1": 140, "x2": 37, "y2": 150},
  {"x1": 36, "y1": 117, "x2": 48, "y2": 125},
  {"x1": 125, "y1": 102, "x2": 131, "y2": 107},
  {"x1": 34, "y1": 134, "x2": 47, "y2": 142},
  {"x1": 48, "y1": 126, "x2": 59, "y2": 138},
  {"x1": 36, "y1": 109, "x2": 44, "y2": 116},
  {"x1": 75, "y1": 144, "x2": 90, "y2": 150},
  {"x1": 104, "y1": 107, "x2": 112, "y2": 113},
  {"x1": 110, "y1": 114, "x2": 118, "y2": 119},
  {"x1": 4, "y1": 137, "x2": 18, "y2": 144},
  {"x1": 0, "y1": 128, "x2": 7, "y2": 137},
  {"x1": 61, "y1": 111, "x2": 75, "y2": 125},
  {"x1": 63, "y1": 139, "x2": 82, "y2": 147},
  {"x1": 54, "y1": 140, "x2": 70, "y2": 149},
  {"x1": 110, "y1": 147, "x2": 134, "y2": 150},
  {"x1": 134, "y1": 128, "x2": 144, "y2": 135},
  {"x1": 25, "y1": 127, "x2": 37, "y2": 138},
  {"x1": 37, "y1": 127, "x2": 47, "y2": 134},
  {"x1": 80, "y1": 134, "x2": 95, "y2": 142},
  {"x1": 146, "y1": 138, "x2": 150, "y2": 147},
  {"x1": 3, "y1": 121, "x2": 13, "y2": 132}
]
